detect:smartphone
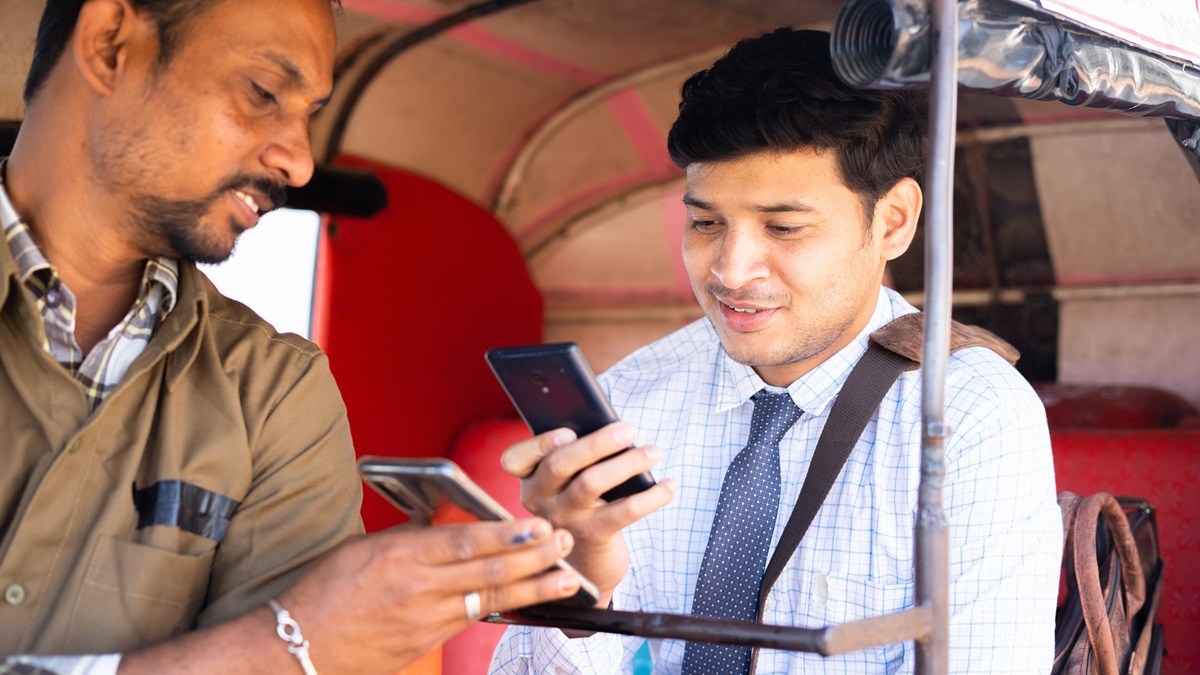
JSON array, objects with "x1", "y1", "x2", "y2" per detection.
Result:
[
  {"x1": 485, "y1": 343, "x2": 656, "y2": 501},
  {"x1": 358, "y1": 456, "x2": 600, "y2": 607}
]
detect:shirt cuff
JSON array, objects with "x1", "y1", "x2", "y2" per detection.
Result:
[{"x1": 3, "y1": 654, "x2": 121, "y2": 675}]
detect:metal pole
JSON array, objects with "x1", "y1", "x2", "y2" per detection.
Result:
[{"x1": 915, "y1": 0, "x2": 958, "y2": 673}]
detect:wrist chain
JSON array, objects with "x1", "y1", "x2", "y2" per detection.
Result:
[{"x1": 267, "y1": 598, "x2": 318, "y2": 675}]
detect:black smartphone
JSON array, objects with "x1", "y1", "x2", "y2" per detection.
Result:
[
  {"x1": 358, "y1": 456, "x2": 601, "y2": 607},
  {"x1": 485, "y1": 342, "x2": 656, "y2": 501}
]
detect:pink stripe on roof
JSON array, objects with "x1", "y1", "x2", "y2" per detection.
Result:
[
  {"x1": 518, "y1": 166, "x2": 683, "y2": 244},
  {"x1": 448, "y1": 24, "x2": 608, "y2": 85},
  {"x1": 343, "y1": 0, "x2": 608, "y2": 84},
  {"x1": 518, "y1": 169, "x2": 657, "y2": 241},
  {"x1": 515, "y1": 92, "x2": 682, "y2": 243},
  {"x1": 487, "y1": 89, "x2": 675, "y2": 209},
  {"x1": 607, "y1": 89, "x2": 674, "y2": 171}
]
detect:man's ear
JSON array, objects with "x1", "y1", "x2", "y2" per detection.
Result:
[
  {"x1": 874, "y1": 177, "x2": 922, "y2": 261},
  {"x1": 71, "y1": 0, "x2": 146, "y2": 97}
]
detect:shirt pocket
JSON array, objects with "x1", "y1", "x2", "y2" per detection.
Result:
[
  {"x1": 65, "y1": 535, "x2": 214, "y2": 653},
  {"x1": 785, "y1": 571, "x2": 912, "y2": 672},
  {"x1": 814, "y1": 571, "x2": 912, "y2": 624}
]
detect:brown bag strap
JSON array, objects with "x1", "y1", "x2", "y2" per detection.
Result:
[
  {"x1": 868, "y1": 313, "x2": 1019, "y2": 371},
  {"x1": 1057, "y1": 492, "x2": 1083, "y2": 591},
  {"x1": 1072, "y1": 493, "x2": 1146, "y2": 675}
]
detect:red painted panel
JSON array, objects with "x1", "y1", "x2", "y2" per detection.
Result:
[
  {"x1": 1052, "y1": 430, "x2": 1200, "y2": 674},
  {"x1": 315, "y1": 157, "x2": 543, "y2": 533}
]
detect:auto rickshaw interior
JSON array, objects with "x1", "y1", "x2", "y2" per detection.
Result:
[{"x1": 1, "y1": 0, "x2": 1197, "y2": 672}]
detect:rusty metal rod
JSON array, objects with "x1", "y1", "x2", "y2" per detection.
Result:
[
  {"x1": 491, "y1": 602, "x2": 933, "y2": 657},
  {"x1": 490, "y1": 606, "x2": 826, "y2": 652},
  {"x1": 821, "y1": 604, "x2": 934, "y2": 656}
]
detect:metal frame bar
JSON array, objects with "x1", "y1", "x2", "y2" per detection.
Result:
[
  {"x1": 915, "y1": 0, "x2": 958, "y2": 672},
  {"x1": 490, "y1": 604, "x2": 932, "y2": 656}
]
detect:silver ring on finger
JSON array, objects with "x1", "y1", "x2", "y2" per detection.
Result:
[{"x1": 464, "y1": 590, "x2": 482, "y2": 622}]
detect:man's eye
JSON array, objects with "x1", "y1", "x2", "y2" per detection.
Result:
[
  {"x1": 251, "y1": 82, "x2": 277, "y2": 105},
  {"x1": 768, "y1": 224, "x2": 806, "y2": 235},
  {"x1": 691, "y1": 219, "x2": 721, "y2": 232}
]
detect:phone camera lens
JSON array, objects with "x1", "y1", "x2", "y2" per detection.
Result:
[{"x1": 529, "y1": 370, "x2": 546, "y2": 384}]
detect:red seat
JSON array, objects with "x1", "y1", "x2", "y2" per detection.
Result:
[
  {"x1": 443, "y1": 419, "x2": 534, "y2": 674},
  {"x1": 1034, "y1": 383, "x2": 1200, "y2": 429}
]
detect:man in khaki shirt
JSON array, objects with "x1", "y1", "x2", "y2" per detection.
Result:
[{"x1": 0, "y1": 0, "x2": 585, "y2": 673}]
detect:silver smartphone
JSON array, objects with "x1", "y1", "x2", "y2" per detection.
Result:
[
  {"x1": 358, "y1": 456, "x2": 601, "y2": 607},
  {"x1": 485, "y1": 342, "x2": 655, "y2": 501}
]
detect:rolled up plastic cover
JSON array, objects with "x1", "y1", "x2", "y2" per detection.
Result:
[{"x1": 830, "y1": 0, "x2": 1200, "y2": 124}]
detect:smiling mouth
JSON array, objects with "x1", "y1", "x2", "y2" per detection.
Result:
[
  {"x1": 715, "y1": 298, "x2": 780, "y2": 330},
  {"x1": 233, "y1": 190, "x2": 262, "y2": 215},
  {"x1": 721, "y1": 299, "x2": 775, "y2": 314}
]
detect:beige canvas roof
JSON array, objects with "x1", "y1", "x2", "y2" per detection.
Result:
[{"x1": 2, "y1": 0, "x2": 1198, "y2": 403}]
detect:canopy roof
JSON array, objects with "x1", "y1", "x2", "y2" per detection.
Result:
[{"x1": 1, "y1": 0, "x2": 1198, "y2": 403}]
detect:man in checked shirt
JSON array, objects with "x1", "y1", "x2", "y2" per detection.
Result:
[
  {"x1": 492, "y1": 28, "x2": 1062, "y2": 674},
  {"x1": 0, "y1": 1, "x2": 583, "y2": 673}
]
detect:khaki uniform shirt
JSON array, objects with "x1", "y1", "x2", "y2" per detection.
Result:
[{"x1": 0, "y1": 238, "x2": 364, "y2": 655}]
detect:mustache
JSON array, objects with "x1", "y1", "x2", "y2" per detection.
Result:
[
  {"x1": 219, "y1": 174, "x2": 288, "y2": 212},
  {"x1": 704, "y1": 281, "x2": 788, "y2": 306}
]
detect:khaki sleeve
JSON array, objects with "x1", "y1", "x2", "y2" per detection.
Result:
[{"x1": 194, "y1": 351, "x2": 364, "y2": 628}]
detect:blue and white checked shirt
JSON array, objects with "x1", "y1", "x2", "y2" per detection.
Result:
[{"x1": 492, "y1": 287, "x2": 1061, "y2": 674}]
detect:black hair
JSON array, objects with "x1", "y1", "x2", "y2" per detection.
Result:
[
  {"x1": 667, "y1": 28, "x2": 927, "y2": 212},
  {"x1": 23, "y1": 0, "x2": 342, "y2": 105}
]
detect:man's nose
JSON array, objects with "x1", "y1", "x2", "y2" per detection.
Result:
[
  {"x1": 262, "y1": 119, "x2": 315, "y2": 188},
  {"x1": 712, "y1": 227, "x2": 771, "y2": 289}
]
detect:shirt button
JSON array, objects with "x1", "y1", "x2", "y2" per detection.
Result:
[
  {"x1": 68, "y1": 439, "x2": 83, "y2": 454},
  {"x1": 45, "y1": 286, "x2": 63, "y2": 308},
  {"x1": 4, "y1": 584, "x2": 26, "y2": 606}
]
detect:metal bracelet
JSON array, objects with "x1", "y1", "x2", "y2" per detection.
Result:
[{"x1": 267, "y1": 598, "x2": 319, "y2": 675}]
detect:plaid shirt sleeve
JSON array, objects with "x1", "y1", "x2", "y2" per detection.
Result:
[{"x1": 939, "y1": 351, "x2": 1061, "y2": 674}]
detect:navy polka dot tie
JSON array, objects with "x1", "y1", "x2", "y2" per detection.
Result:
[{"x1": 681, "y1": 389, "x2": 801, "y2": 675}]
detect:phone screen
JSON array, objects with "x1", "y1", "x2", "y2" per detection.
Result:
[{"x1": 486, "y1": 343, "x2": 655, "y2": 501}]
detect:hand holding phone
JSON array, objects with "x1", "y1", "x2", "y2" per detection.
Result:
[
  {"x1": 485, "y1": 343, "x2": 656, "y2": 501},
  {"x1": 358, "y1": 456, "x2": 601, "y2": 607}
]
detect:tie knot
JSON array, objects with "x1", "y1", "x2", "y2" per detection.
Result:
[{"x1": 747, "y1": 390, "x2": 801, "y2": 447}]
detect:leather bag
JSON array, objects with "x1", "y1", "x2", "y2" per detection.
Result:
[{"x1": 1053, "y1": 492, "x2": 1165, "y2": 675}]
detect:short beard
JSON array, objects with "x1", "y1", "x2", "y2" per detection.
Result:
[
  {"x1": 714, "y1": 311, "x2": 858, "y2": 369},
  {"x1": 701, "y1": 280, "x2": 859, "y2": 369},
  {"x1": 130, "y1": 174, "x2": 287, "y2": 264}
]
